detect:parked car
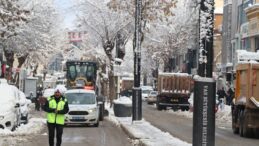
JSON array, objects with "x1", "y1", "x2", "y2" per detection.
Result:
[
  {"x1": 64, "y1": 89, "x2": 100, "y2": 127},
  {"x1": 146, "y1": 91, "x2": 158, "y2": 104},
  {"x1": 19, "y1": 91, "x2": 31, "y2": 124},
  {"x1": 0, "y1": 83, "x2": 21, "y2": 130},
  {"x1": 141, "y1": 86, "x2": 153, "y2": 101}
]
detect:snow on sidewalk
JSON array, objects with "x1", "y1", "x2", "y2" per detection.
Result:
[
  {"x1": 107, "y1": 107, "x2": 191, "y2": 146},
  {"x1": 0, "y1": 118, "x2": 46, "y2": 136}
]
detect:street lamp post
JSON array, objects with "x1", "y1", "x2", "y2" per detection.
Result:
[
  {"x1": 193, "y1": 0, "x2": 216, "y2": 146},
  {"x1": 132, "y1": 0, "x2": 142, "y2": 121}
]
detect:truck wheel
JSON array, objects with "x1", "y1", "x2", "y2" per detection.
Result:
[
  {"x1": 157, "y1": 103, "x2": 163, "y2": 111},
  {"x1": 243, "y1": 113, "x2": 253, "y2": 138},
  {"x1": 253, "y1": 128, "x2": 259, "y2": 138},
  {"x1": 232, "y1": 122, "x2": 239, "y2": 134},
  {"x1": 239, "y1": 110, "x2": 244, "y2": 137},
  {"x1": 232, "y1": 111, "x2": 239, "y2": 134}
]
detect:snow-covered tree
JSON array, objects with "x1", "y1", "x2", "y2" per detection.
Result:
[
  {"x1": 108, "y1": 0, "x2": 199, "y2": 78},
  {"x1": 75, "y1": 0, "x2": 133, "y2": 105},
  {"x1": 1, "y1": 0, "x2": 65, "y2": 84},
  {"x1": 141, "y1": 0, "x2": 198, "y2": 73},
  {"x1": 0, "y1": 0, "x2": 29, "y2": 41}
]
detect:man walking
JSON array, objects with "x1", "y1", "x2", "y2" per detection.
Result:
[{"x1": 43, "y1": 88, "x2": 69, "y2": 146}]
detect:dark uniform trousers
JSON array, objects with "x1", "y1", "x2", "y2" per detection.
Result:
[{"x1": 48, "y1": 122, "x2": 64, "y2": 146}]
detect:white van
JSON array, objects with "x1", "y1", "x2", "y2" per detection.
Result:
[
  {"x1": 0, "y1": 83, "x2": 21, "y2": 130},
  {"x1": 65, "y1": 89, "x2": 100, "y2": 127}
]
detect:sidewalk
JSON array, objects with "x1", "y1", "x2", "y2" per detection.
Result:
[{"x1": 107, "y1": 107, "x2": 191, "y2": 146}]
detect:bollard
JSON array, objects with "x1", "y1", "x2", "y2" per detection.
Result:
[
  {"x1": 132, "y1": 87, "x2": 142, "y2": 121},
  {"x1": 193, "y1": 77, "x2": 216, "y2": 146}
]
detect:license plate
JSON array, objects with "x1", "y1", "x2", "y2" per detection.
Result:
[
  {"x1": 171, "y1": 99, "x2": 178, "y2": 102},
  {"x1": 72, "y1": 117, "x2": 84, "y2": 120}
]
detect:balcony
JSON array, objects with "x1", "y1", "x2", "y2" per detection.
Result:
[{"x1": 245, "y1": 3, "x2": 259, "y2": 20}]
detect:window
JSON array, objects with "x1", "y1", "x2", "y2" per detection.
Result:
[{"x1": 66, "y1": 93, "x2": 96, "y2": 104}]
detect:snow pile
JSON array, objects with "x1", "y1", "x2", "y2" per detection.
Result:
[
  {"x1": 106, "y1": 105, "x2": 191, "y2": 146},
  {"x1": 165, "y1": 104, "x2": 232, "y2": 128},
  {"x1": 0, "y1": 118, "x2": 46, "y2": 136},
  {"x1": 215, "y1": 105, "x2": 232, "y2": 128},
  {"x1": 113, "y1": 96, "x2": 132, "y2": 105},
  {"x1": 167, "y1": 110, "x2": 193, "y2": 119}
]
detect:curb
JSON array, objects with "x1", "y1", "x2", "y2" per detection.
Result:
[{"x1": 120, "y1": 123, "x2": 148, "y2": 146}]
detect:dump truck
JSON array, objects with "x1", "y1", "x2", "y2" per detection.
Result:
[
  {"x1": 232, "y1": 51, "x2": 259, "y2": 137},
  {"x1": 156, "y1": 72, "x2": 193, "y2": 111},
  {"x1": 119, "y1": 77, "x2": 134, "y2": 97}
]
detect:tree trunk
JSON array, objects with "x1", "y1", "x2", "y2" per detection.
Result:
[
  {"x1": 3, "y1": 49, "x2": 14, "y2": 82},
  {"x1": 108, "y1": 72, "x2": 116, "y2": 107},
  {"x1": 13, "y1": 54, "x2": 29, "y2": 87},
  {"x1": 32, "y1": 64, "x2": 38, "y2": 77},
  {"x1": 143, "y1": 72, "x2": 147, "y2": 85}
]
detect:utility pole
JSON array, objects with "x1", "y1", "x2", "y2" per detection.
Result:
[
  {"x1": 193, "y1": 0, "x2": 216, "y2": 146},
  {"x1": 132, "y1": 0, "x2": 142, "y2": 121}
]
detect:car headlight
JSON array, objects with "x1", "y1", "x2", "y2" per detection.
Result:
[
  {"x1": 0, "y1": 116, "x2": 4, "y2": 120},
  {"x1": 89, "y1": 108, "x2": 97, "y2": 113}
]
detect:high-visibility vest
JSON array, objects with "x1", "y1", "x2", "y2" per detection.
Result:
[{"x1": 47, "y1": 96, "x2": 67, "y2": 125}]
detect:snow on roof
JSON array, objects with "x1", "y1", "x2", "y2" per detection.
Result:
[
  {"x1": 0, "y1": 84, "x2": 17, "y2": 101},
  {"x1": 237, "y1": 50, "x2": 259, "y2": 63},
  {"x1": 0, "y1": 79, "x2": 8, "y2": 84},
  {"x1": 159, "y1": 72, "x2": 190, "y2": 77}
]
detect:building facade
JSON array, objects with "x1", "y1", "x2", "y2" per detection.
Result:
[
  {"x1": 221, "y1": 0, "x2": 232, "y2": 73},
  {"x1": 245, "y1": 0, "x2": 259, "y2": 52},
  {"x1": 214, "y1": 0, "x2": 224, "y2": 72}
]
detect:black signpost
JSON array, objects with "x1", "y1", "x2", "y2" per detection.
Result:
[
  {"x1": 193, "y1": 78, "x2": 216, "y2": 146},
  {"x1": 132, "y1": 0, "x2": 142, "y2": 121},
  {"x1": 193, "y1": 0, "x2": 216, "y2": 146}
]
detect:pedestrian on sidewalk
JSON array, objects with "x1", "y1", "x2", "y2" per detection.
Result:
[
  {"x1": 226, "y1": 84, "x2": 234, "y2": 105},
  {"x1": 217, "y1": 87, "x2": 227, "y2": 110},
  {"x1": 43, "y1": 88, "x2": 69, "y2": 146}
]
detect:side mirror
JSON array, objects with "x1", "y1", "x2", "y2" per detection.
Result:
[{"x1": 15, "y1": 103, "x2": 20, "y2": 108}]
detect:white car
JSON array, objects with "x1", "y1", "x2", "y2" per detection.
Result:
[
  {"x1": 65, "y1": 89, "x2": 100, "y2": 127},
  {"x1": 146, "y1": 91, "x2": 158, "y2": 104},
  {"x1": 141, "y1": 86, "x2": 153, "y2": 101},
  {"x1": 19, "y1": 91, "x2": 31, "y2": 124},
  {"x1": 0, "y1": 83, "x2": 21, "y2": 130}
]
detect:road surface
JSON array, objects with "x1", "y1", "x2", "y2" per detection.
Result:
[{"x1": 143, "y1": 102, "x2": 259, "y2": 146}]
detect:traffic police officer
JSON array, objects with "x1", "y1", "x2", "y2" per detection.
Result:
[{"x1": 44, "y1": 88, "x2": 69, "y2": 146}]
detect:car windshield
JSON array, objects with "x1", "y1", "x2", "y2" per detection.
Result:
[
  {"x1": 150, "y1": 91, "x2": 157, "y2": 95},
  {"x1": 142, "y1": 90, "x2": 152, "y2": 94},
  {"x1": 65, "y1": 92, "x2": 96, "y2": 104}
]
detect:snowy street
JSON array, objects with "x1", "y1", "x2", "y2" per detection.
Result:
[
  {"x1": 142, "y1": 102, "x2": 259, "y2": 146},
  {"x1": 1, "y1": 100, "x2": 259, "y2": 146},
  {"x1": 2, "y1": 0, "x2": 259, "y2": 146},
  {"x1": 0, "y1": 105, "x2": 133, "y2": 146}
]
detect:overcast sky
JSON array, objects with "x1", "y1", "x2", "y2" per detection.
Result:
[{"x1": 54, "y1": 0, "x2": 76, "y2": 29}]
